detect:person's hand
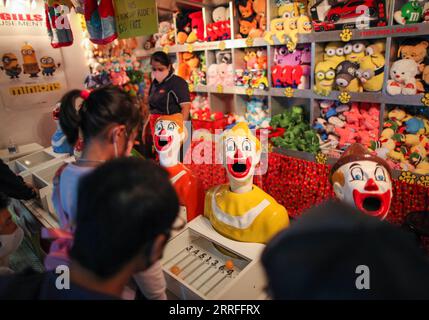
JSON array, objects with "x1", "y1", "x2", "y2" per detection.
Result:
[{"x1": 25, "y1": 182, "x2": 38, "y2": 197}]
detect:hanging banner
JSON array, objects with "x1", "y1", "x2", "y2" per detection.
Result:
[
  {"x1": 113, "y1": 0, "x2": 158, "y2": 39},
  {"x1": 0, "y1": 0, "x2": 46, "y2": 36},
  {"x1": 0, "y1": 1, "x2": 67, "y2": 110}
]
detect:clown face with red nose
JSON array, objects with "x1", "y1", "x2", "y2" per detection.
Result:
[
  {"x1": 204, "y1": 123, "x2": 290, "y2": 244},
  {"x1": 154, "y1": 114, "x2": 204, "y2": 223},
  {"x1": 330, "y1": 143, "x2": 393, "y2": 220}
]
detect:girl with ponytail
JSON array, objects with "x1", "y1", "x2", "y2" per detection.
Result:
[{"x1": 46, "y1": 86, "x2": 172, "y2": 300}]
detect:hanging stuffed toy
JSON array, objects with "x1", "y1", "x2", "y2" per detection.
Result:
[
  {"x1": 45, "y1": 0, "x2": 74, "y2": 48},
  {"x1": 84, "y1": 0, "x2": 118, "y2": 45}
]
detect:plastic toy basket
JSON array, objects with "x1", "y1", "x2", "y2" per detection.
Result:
[{"x1": 191, "y1": 117, "x2": 229, "y2": 133}]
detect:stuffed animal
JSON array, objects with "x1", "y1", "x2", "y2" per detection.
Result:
[
  {"x1": 175, "y1": 11, "x2": 191, "y2": 45},
  {"x1": 387, "y1": 59, "x2": 419, "y2": 95},
  {"x1": 236, "y1": 0, "x2": 256, "y2": 19},
  {"x1": 178, "y1": 52, "x2": 200, "y2": 82},
  {"x1": 314, "y1": 60, "x2": 337, "y2": 96},
  {"x1": 394, "y1": 0, "x2": 423, "y2": 25},
  {"x1": 356, "y1": 52, "x2": 385, "y2": 92},
  {"x1": 239, "y1": 19, "x2": 258, "y2": 38},
  {"x1": 216, "y1": 50, "x2": 232, "y2": 64},
  {"x1": 323, "y1": 42, "x2": 345, "y2": 67},
  {"x1": 253, "y1": 0, "x2": 266, "y2": 31},
  {"x1": 206, "y1": 6, "x2": 231, "y2": 41},
  {"x1": 277, "y1": 1, "x2": 299, "y2": 18},
  {"x1": 188, "y1": 11, "x2": 205, "y2": 43},
  {"x1": 263, "y1": 18, "x2": 286, "y2": 44},
  {"x1": 297, "y1": 14, "x2": 312, "y2": 33},
  {"x1": 398, "y1": 39, "x2": 429, "y2": 91},
  {"x1": 335, "y1": 61, "x2": 362, "y2": 92},
  {"x1": 155, "y1": 21, "x2": 175, "y2": 47},
  {"x1": 343, "y1": 41, "x2": 367, "y2": 63}
]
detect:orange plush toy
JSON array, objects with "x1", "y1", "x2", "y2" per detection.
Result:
[
  {"x1": 177, "y1": 52, "x2": 200, "y2": 82},
  {"x1": 153, "y1": 114, "x2": 204, "y2": 222}
]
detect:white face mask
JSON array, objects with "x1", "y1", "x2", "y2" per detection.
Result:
[
  {"x1": 0, "y1": 227, "x2": 24, "y2": 259},
  {"x1": 152, "y1": 69, "x2": 169, "y2": 83}
]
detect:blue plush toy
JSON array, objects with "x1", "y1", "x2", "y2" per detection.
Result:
[
  {"x1": 245, "y1": 97, "x2": 270, "y2": 129},
  {"x1": 405, "y1": 117, "x2": 424, "y2": 134},
  {"x1": 51, "y1": 104, "x2": 73, "y2": 154}
]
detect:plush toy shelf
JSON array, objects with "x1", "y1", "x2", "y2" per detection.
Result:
[{"x1": 139, "y1": 0, "x2": 429, "y2": 175}]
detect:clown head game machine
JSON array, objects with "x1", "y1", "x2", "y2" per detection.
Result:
[
  {"x1": 330, "y1": 143, "x2": 393, "y2": 220},
  {"x1": 153, "y1": 114, "x2": 204, "y2": 224},
  {"x1": 160, "y1": 123, "x2": 290, "y2": 299}
]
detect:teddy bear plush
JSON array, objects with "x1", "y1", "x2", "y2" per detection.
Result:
[
  {"x1": 387, "y1": 59, "x2": 419, "y2": 95},
  {"x1": 398, "y1": 39, "x2": 429, "y2": 92}
]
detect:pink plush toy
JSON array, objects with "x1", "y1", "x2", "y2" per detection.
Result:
[
  {"x1": 335, "y1": 127, "x2": 357, "y2": 148},
  {"x1": 344, "y1": 103, "x2": 362, "y2": 126}
]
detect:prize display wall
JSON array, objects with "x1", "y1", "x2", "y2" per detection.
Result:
[{"x1": 136, "y1": 0, "x2": 429, "y2": 229}]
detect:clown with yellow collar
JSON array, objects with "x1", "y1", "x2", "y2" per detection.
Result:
[
  {"x1": 204, "y1": 123, "x2": 290, "y2": 244},
  {"x1": 154, "y1": 114, "x2": 204, "y2": 222}
]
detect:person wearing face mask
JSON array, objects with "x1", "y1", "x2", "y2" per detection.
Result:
[
  {"x1": 147, "y1": 51, "x2": 191, "y2": 136},
  {"x1": 0, "y1": 158, "x2": 179, "y2": 300},
  {"x1": 43, "y1": 87, "x2": 170, "y2": 300},
  {"x1": 0, "y1": 193, "x2": 24, "y2": 275}
]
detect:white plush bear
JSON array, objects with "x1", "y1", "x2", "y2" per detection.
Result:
[{"x1": 387, "y1": 59, "x2": 419, "y2": 95}]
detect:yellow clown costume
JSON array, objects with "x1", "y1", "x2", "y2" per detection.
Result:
[{"x1": 204, "y1": 123, "x2": 290, "y2": 244}]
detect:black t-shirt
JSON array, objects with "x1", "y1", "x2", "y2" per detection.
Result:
[
  {"x1": 148, "y1": 72, "x2": 190, "y2": 115},
  {"x1": 0, "y1": 270, "x2": 116, "y2": 300}
]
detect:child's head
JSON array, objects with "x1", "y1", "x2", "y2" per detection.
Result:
[{"x1": 59, "y1": 86, "x2": 141, "y2": 158}]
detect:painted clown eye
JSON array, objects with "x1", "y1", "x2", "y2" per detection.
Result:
[
  {"x1": 155, "y1": 122, "x2": 163, "y2": 133},
  {"x1": 226, "y1": 139, "x2": 235, "y2": 152},
  {"x1": 375, "y1": 167, "x2": 386, "y2": 182},
  {"x1": 167, "y1": 122, "x2": 176, "y2": 131},
  {"x1": 351, "y1": 167, "x2": 365, "y2": 181},
  {"x1": 242, "y1": 139, "x2": 251, "y2": 152}
]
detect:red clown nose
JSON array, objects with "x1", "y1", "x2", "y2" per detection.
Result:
[{"x1": 364, "y1": 178, "x2": 379, "y2": 192}]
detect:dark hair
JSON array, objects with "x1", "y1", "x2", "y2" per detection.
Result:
[
  {"x1": 59, "y1": 86, "x2": 141, "y2": 145},
  {"x1": 70, "y1": 158, "x2": 179, "y2": 279},
  {"x1": 262, "y1": 201, "x2": 429, "y2": 299},
  {"x1": 150, "y1": 51, "x2": 171, "y2": 68},
  {"x1": 0, "y1": 193, "x2": 10, "y2": 210}
]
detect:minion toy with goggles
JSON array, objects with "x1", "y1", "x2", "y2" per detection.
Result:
[
  {"x1": 204, "y1": 122, "x2": 290, "y2": 244},
  {"x1": 314, "y1": 60, "x2": 337, "y2": 96},
  {"x1": 1, "y1": 53, "x2": 22, "y2": 79},
  {"x1": 21, "y1": 43, "x2": 40, "y2": 78},
  {"x1": 40, "y1": 56, "x2": 59, "y2": 76}
]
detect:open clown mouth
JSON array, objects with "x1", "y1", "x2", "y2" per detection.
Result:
[
  {"x1": 353, "y1": 190, "x2": 392, "y2": 219},
  {"x1": 227, "y1": 157, "x2": 252, "y2": 179},
  {"x1": 154, "y1": 135, "x2": 172, "y2": 151}
]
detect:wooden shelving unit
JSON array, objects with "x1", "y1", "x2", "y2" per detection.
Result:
[{"x1": 138, "y1": 0, "x2": 428, "y2": 166}]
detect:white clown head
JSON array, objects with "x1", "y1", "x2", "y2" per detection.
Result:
[
  {"x1": 223, "y1": 123, "x2": 261, "y2": 189},
  {"x1": 154, "y1": 114, "x2": 186, "y2": 167},
  {"x1": 330, "y1": 143, "x2": 393, "y2": 220}
]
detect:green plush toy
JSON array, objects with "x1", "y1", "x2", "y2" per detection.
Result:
[{"x1": 270, "y1": 106, "x2": 320, "y2": 154}]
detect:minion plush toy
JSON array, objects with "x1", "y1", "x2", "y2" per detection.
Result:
[
  {"x1": 314, "y1": 60, "x2": 337, "y2": 96},
  {"x1": 40, "y1": 56, "x2": 59, "y2": 76},
  {"x1": 21, "y1": 43, "x2": 40, "y2": 78},
  {"x1": 1, "y1": 53, "x2": 22, "y2": 79}
]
